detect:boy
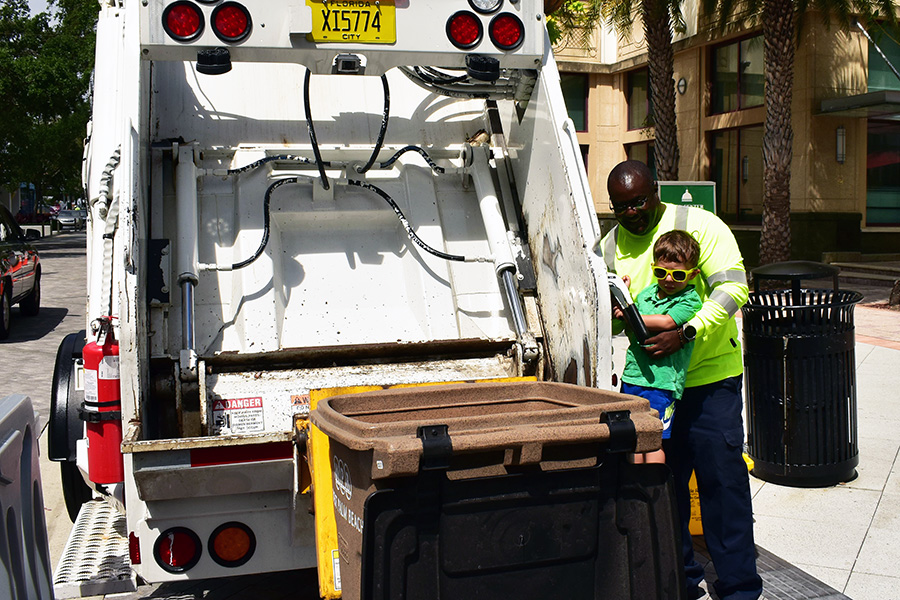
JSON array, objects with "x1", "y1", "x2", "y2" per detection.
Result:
[{"x1": 613, "y1": 230, "x2": 702, "y2": 463}]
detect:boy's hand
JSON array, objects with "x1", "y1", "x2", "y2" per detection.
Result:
[
  {"x1": 621, "y1": 275, "x2": 631, "y2": 289},
  {"x1": 612, "y1": 304, "x2": 625, "y2": 320},
  {"x1": 642, "y1": 329, "x2": 682, "y2": 358}
]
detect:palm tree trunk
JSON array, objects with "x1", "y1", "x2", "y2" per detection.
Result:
[
  {"x1": 760, "y1": 0, "x2": 794, "y2": 264},
  {"x1": 643, "y1": 0, "x2": 679, "y2": 181}
]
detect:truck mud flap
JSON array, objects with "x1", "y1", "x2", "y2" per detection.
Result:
[{"x1": 361, "y1": 459, "x2": 683, "y2": 600}]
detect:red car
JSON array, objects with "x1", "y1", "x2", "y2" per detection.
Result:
[{"x1": 0, "y1": 205, "x2": 41, "y2": 339}]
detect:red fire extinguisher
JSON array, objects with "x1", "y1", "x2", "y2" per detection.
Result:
[{"x1": 81, "y1": 317, "x2": 124, "y2": 484}]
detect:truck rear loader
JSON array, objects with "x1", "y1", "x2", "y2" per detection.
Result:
[{"x1": 47, "y1": 0, "x2": 683, "y2": 597}]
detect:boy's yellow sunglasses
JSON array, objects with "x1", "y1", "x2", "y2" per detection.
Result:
[{"x1": 652, "y1": 265, "x2": 696, "y2": 282}]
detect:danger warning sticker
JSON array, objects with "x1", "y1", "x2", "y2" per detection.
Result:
[{"x1": 212, "y1": 397, "x2": 265, "y2": 435}]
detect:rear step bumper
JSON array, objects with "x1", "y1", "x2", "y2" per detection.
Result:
[{"x1": 53, "y1": 499, "x2": 136, "y2": 599}]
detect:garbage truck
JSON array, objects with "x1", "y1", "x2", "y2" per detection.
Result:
[{"x1": 47, "y1": 0, "x2": 683, "y2": 597}]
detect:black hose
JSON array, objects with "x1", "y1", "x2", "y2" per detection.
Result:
[
  {"x1": 357, "y1": 74, "x2": 390, "y2": 174},
  {"x1": 227, "y1": 155, "x2": 313, "y2": 175},
  {"x1": 348, "y1": 179, "x2": 465, "y2": 262},
  {"x1": 415, "y1": 66, "x2": 468, "y2": 85},
  {"x1": 231, "y1": 177, "x2": 297, "y2": 270},
  {"x1": 303, "y1": 69, "x2": 330, "y2": 191},
  {"x1": 379, "y1": 145, "x2": 445, "y2": 174}
]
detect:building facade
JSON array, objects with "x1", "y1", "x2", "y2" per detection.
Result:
[{"x1": 554, "y1": 8, "x2": 900, "y2": 265}]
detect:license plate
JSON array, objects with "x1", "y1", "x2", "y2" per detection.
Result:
[{"x1": 307, "y1": 0, "x2": 396, "y2": 44}]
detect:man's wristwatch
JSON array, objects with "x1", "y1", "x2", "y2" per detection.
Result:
[{"x1": 678, "y1": 324, "x2": 697, "y2": 346}]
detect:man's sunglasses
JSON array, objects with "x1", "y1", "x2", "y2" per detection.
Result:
[
  {"x1": 652, "y1": 266, "x2": 695, "y2": 282},
  {"x1": 609, "y1": 193, "x2": 652, "y2": 214}
]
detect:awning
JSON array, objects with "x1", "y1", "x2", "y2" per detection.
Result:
[{"x1": 819, "y1": 90, "x2": 900, "y2": 119}]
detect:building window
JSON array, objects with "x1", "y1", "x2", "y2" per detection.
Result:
[
  {"x1": 626, "y1": 142, "x2": 656, "y2": 178},
  {"x1": 560, "y1": 73, "x2": 589, "y2": 132},
  {"x1": 580, "y1": 144, "x2": 589, "y2": 170},
  {"x1": 868, "y1": 22, "x2": 900, "y2": 92},
  {"x1": 627, "y1": 69, "x2": 652, "y2": 130},
  {"x1": 711, "y1": 35, "x2": 764, "y2": 114},
  {"x1": 710, "y1": 125, "x2": 763, "y2": 222},
  {"x1": 867, "y1": 120, "x2": 900, "y2": 225}
]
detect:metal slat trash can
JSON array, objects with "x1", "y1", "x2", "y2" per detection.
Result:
[{"x1": 743, "y1": 261, "x2": 862, "y2": 487}]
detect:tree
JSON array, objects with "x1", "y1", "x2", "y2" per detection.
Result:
[
  {"x1": 549, "y1": 0, "x2": 685, "y2": 181},
  {"x1": 621, "y1": 0, "x2": 684, "y2": 181},
  {"x1": 703, "y1": 0, "x2": 897, "y2": 264},
  {"x1": 547, "y1": 0, "x2": 605, "y2": 47},
  {"x1": 0, "y1": 0, "x2": 96, "y2": 210}
]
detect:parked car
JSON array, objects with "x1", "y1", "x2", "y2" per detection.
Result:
[
  {"x1": 0, "y1": 205, "x2": 41, "y2": 339},
  {"x1": 54, "y1": 209, "x2": 85, "y2": 231}
]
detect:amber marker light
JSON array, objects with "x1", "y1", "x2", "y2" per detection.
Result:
[{"x1": 209, "y1": 522, "x2": 256, "y2": 567}]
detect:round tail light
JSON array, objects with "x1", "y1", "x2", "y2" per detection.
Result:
[
  {"x1": 212, "y1": 2, "x2": 252, "y2": 43},
  {"x1": 489, "y1": 13, "x2": 524, "y2": 51},
  {"x1": 154, "y1": 527, "x2": 202, "y2": 573},
  {"x1": 209, "y1": 522, "x2": 256, "y2": 567},
  {"x1": 446, "y1": 11, "x2": 482, "y2": 50},
  {"x1": 163, "y1": 1, "x2": 204, "y2": 42}
]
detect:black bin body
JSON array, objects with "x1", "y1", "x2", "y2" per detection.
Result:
[{"x1": 743, "y1": 261, "x2": 862, "y2": 487}]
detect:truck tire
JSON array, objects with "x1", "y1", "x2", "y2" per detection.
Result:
[
  {"x1": 0, "y1": 283, "x2": 10, "y2": 340},
  {"x1": 49, "y1": 330, "x2": 92, "y2": 521},
  {"x1": 19, "y1": 269, "x2": 41, "y2": 316}
]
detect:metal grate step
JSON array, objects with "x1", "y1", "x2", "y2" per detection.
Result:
[
  {"x1": 695, "y1": 537, "x2": 851, "y2": 599},
  {"x1": 53, "y1": 499, "x2": 137, "y2": 599}
]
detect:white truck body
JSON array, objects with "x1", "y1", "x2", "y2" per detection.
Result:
[{"x1": 74, "y1": 0, "x2": 613, "y2": 587}]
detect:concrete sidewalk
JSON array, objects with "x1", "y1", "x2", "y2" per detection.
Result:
[{"x1": 745, "y1": 301, "x2": 900, "y2": 599}]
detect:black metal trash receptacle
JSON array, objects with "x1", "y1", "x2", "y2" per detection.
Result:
[{"x1": 743, "y1": 261, "x2": 863, "y2": 487}]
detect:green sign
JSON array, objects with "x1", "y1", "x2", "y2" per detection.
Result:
[{"x1": 658, "y1": 181, "x2": 716, "y2": 214}]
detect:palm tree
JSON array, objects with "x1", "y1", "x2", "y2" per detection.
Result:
[
  {"x1": 549, "y1": 0, "x2": 685, "y2": 181},
  {"x1": 703, "y1": 0, "x2": 897, "y2": 264},
  {"x1": 637, "y1": 0, "x2": 682, "y2": 180}
]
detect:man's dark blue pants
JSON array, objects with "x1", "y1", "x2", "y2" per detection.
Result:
[{"x1": 663, "y1": 375, "x2": 763, "y2": 600}]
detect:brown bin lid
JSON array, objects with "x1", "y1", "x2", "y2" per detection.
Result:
[{"x1": 310, "y1": 381, "x2": 661, "y2": 478}]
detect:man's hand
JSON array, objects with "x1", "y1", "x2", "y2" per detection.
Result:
[{"x1": 642, "y1": 328, "x2": 682, "y2": 358}]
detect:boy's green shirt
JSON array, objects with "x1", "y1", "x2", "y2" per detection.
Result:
[{"x1": 622, "y1": 285, "x2": 702, "y2": 400}]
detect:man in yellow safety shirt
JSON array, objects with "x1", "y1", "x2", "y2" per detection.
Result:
[{"x1": 599, "y1": 160, "x2": 762, "y2": 600}]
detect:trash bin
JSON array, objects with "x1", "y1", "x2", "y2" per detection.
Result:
[
  {"x1": 310, "y1": 380, "x2": 684, "y2": 600},
  {"x1": 743, "y1": 261, "x2": 863, "y2": 487}
]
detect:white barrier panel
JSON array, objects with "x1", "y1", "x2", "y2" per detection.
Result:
[{"x1": 0, "y1": 394, "x2": 53, "y2": 600}]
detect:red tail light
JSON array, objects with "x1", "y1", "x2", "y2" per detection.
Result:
[
  {"x1": 489, "y1": 13, "x2": 524, "y2": 50},
  {"x1": 209, "y1": 522, "x2": 256, "y2": 567},
  {"x1": 446, "y1": 11, "x2": 482, "y2": 50},
  {"x1": 129, "y1": 532, "x2": 141, "y2": 565},
  {"x1": 154, "y1": 527, "x2": 202, "y2": 573},
  {"x1": 212, "y1": 2, "x2": 252, "y2": 43},
  {"x1": 163, "y1": 1, "x2": 204, "y2": 41}
]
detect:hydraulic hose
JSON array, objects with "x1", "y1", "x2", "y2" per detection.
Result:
[
  {"x1": 229, "y1": 177, "x2": 487, "y2": 271},
  {"x1": 414, "y1": 66, "x2": 468, "y2": 85},
  {"x1": 348, "y1": 179, "x2": 469, "y2": 262},
  {"x1": 231, "y1": 177, "x2": 297, "y2": 270},
  {"x1": 357, "y1": 74, "x2": 390, "y2": 174},
  {"x1": 379, "y1": 146, "x2": 445, "y2": 174},
  {"x1": 227, "y1": 155, "x2": 313, "y2": 175},
  {"x1": 303, "y1": 69, "x2": 330, "y2": 190}
]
